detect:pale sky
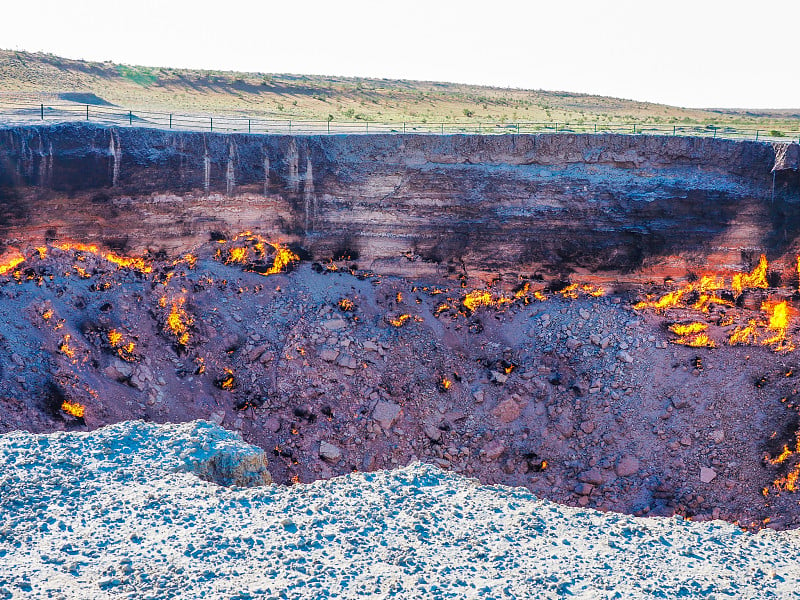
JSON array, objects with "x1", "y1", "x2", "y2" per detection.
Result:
[{"x1": 2, "y1": 0, "x2": 798, "y2": 108}]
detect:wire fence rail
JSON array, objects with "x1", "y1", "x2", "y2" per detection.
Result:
[{"x1": 1, "y1": 100, "x2": 799, "y2": 143}]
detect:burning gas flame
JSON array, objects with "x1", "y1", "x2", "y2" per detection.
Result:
[
  {"x1": 0, "y1": 254, "x2": 24, "y2": 276},
  {"x1": 218, "y1": 368, "x2": 235, "y2": 390},
  {"x1": 559, "y1": 283, "x2": 604, "y2": 299},
  {"x1": 165, "y1": 297, "x2": 192, "y2": 346},
  {"x1": 668, "y1": 322, "x2": 717, "y2": 347},
  {"x1": 732, "y1": 255, "x2": 768, "y2": 296},
  {"x1": 635, "y1": 256, "x2": 771, "y2": 312},
  {"x1": 388, "y1": 314, "x2": 412, "y2": 327},
  {"x1": 54, "y1": 243, "x2": 152, "y2": 273},
  {"x1": 765, "y1": 439, "x2": 800, "y2": 493},
  {"x1": 104, "y1": 252, "x2": 152, "y2": 273},
  {"x1": 462, "y1": 290, "x2": 497, "y2": 312},
  {"x1": 59, "y1": 334, "x2": 75, "y2": 359},
  {"x1": 338, "y1": 298, "x2": 355, "y2": 312},
  {"x1": 107, "y1": 329, "x2": 136, "y2": 361},
  {"x1": 217, "y1": 232, "x2": 299, "y2": 275},
  {"x1": 60, "y1": 400, "x2": 85, "y2": 418},
  {"x1": 265, "y1": 245, "x2": 299, "y2": 275},
  {"x1": 729, "y1": 301, "x2": 793, "y2": 351}
]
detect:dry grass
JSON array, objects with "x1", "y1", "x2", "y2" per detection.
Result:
[{"x1": 1, "y1": 49, "x2": 798, "y2": 129}]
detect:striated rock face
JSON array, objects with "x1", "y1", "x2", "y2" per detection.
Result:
[{"x1": 0, "y1": 123, "x2": 798, "y2": 283}]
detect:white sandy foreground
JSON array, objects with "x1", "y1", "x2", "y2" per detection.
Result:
[{"x1": 1, "y1": 422, "x2": 799, "y2": 599}]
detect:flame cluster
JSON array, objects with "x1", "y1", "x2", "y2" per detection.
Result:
[
  {"x1": 107, "y1": 328, "x2": 136, "y2": 361},
  {"x1": 215, "y1": 231, "x2": 299, "y2": 276},
  {"x1": 388, "y1": 314, "x2": 413, "y2": 327},
  {"x1": 728, "y1": 300, "x2": 793, "y2": 351},
  {"x1": 60, "y1": 399, "x2": 85, "y2": 418},
  {"x1": 162, "y1": 296, "x2": 193, "y2": 346},
  {"x1": 59, "y1": 334, "x2": 76, "y2": 359},
  {"x1": 55, "y1": 243, "x2": 153, "y2": 273},
  {"x1": 0, "y1": 254, "x2": 25, "y2": 276},
  {"x1": 460, "y1": 282, "x2": 602, "y2": 315},
  {"x1": 668, "y1": 322, "x2": 716, "y2": 348},
  {"x1": 635, "y1": 255, "x2": 794, "y2": 351},
  {"x1": 764, "y1": 397, "x2": 800, "y2": 495},
  {"x1": 218, "y1": 368, "x2": 236, "y2": 390},
  {"x1": 557, "y1": 283, "x2": 604, "y2": 299}
]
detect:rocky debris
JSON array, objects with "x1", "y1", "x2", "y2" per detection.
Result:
[
  {"x1": 0, "y1": 240, "x2": 797, "y2": 530},
  {"x1": 4, "y1": 424, "x2": 800, "y2": 599},
  {"x1": 319, "y1": 348, "x2": 339, "y2": 362},
  {"x1": 616, "y1": 350, "x2": 634, "y2": 364},
  {"x1": 616, "y1": 456, "x2": 640, "y2": 477},
  {"x1": 372, "y1": 401, "x2": 402, "y2": 430},
  {"x1": 423, "y1": 422, "x2": 442, "y2": 443},
  {"x1": 709, "y1": 430, "x2": 725, "y2": 444},
  {"x1": 700, "y1": 467, "x2": 718, "y2": 484},
  {"x1": 482, "y1": 440, "x2": 506, "y2": 461},
  {"x1": 493, "y1": 397, "x2": 523, "y2": 423},
  {"x1": 319, "y1": 441, "x2": 342, "y2": 463},
  {"x1": 578, "y1": 468, "x2": 606, "y2": 486}
]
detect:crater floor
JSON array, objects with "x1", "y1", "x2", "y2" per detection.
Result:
[{"x1": 1, "y1": 240, "x2": 800, "y2": 530}]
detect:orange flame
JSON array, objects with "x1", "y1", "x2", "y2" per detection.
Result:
[
  {"x1": 54, "y1": 243, "x2": 152, "y2": 273},
  {"x1": 107, "y1": 329, "x2": 136, "y2": 361},
  {"x1": 59, "y1": 334, "x2": 75, "y2": 359},
  {"x1": 61, "y1": 400, "x2": 85, "y2": 418},
  {"x1": 388, "y1": 314, "x2": 412, "y2": 327},
  {"x1": 219, "y1": 368, "x2": 235, "y2": 390},
  {"x1": 0, "y1": 255, "x2": 24, "y2": 276},
  {"x1": 264, "y1": 245, "x2": 299, "y2": 275},
  {"x1": 165, "y1": 297, "x2": 192, "y2": 346},
  {"x1": 732, "y1": 255, "x2": 769, "y2": 296},
  {"x1": 729, "y1": 300, "x2": 793, "y2": 351}
]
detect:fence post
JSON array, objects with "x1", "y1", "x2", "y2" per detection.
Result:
[
  {"x1": 129, "y1": 111, "x2": 132, "y2": 126},
  {"x1": 210, "y1": 117, "x2": 213, "y2": 132},
  {"x1": 441, "y1": 123, "x2": 444, "y2": 134},
  {"x1": 632, "y1": 124, "x2": 636, "y2": 134},
  {"x1": 516, "y1": 123, "x2": 520, "y2": 134},
  {"x1": 673, "y1": 125, "x2": 676, "y2": 136},
  {"x1": 755, "y1": 130, "x2": 759, "y2": 141},
  {"x1": 248, "y1": 119, "x2": 251, "y2": 134},
  {"x1": 366, "y1": 122, "x2": 369, "y2": 133},
  {"x1": 713, "y1": 126, "x2": 717, "y2": 138},
  {"x1": 594, "y1": 123, "x2": 597, "y2": 133},
  {"x1": 169, "y1": 114, "x2": 172, "y2": 129},
  {"x1": 403, "y1": 122, "x2": 406, "y2": 134},
  {"x1": 40, "y1": 104, "x2": 44, "y2": 120},
  {"x1": 86, "y1": 105, "x2": 89, "y2": 121},
  {"x1": 327, "y1": 119, "x2": 330, "y2": 134}
]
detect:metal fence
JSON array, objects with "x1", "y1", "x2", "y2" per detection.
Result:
[{"x1": 1, "y1": 100, "x2": 798, "y2": 143}]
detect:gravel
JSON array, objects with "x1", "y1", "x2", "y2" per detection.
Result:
[{"x1": 1, "y1": 420, "x2": 799, "y2": 599}]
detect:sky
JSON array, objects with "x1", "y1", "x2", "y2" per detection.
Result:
[{"x1": 1, "y1": 0, "x2": 798, "y2": 109}]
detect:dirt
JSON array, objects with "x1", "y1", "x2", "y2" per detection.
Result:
[{"x1": 1, "y1": 238, "x2": 799, "y2": 531}]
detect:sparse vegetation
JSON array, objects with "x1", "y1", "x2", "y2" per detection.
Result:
[{"x1": 0, "y1": 49, "x2": 798, "y2": 131}]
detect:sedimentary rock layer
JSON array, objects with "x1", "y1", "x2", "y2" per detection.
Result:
[{"x1": 0, "y1": 124, "x2": 798, "y2": 282}]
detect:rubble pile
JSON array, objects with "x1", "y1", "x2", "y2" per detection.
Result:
[{"x1": 1, "y1": 239, "x2": 800, "y2": 530}]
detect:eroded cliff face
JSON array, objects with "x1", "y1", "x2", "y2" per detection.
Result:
[{"x1": 1, "y1": 123, "x2": 798, "y2": 284}]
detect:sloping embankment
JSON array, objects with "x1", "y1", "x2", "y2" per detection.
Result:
[{"x1": 1, "y1": 420, "x2": 799, "y2": 599}]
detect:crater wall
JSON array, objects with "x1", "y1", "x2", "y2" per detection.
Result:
[{"x1": 1, "y1": 124, "x2": 798, "y2": 282}]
